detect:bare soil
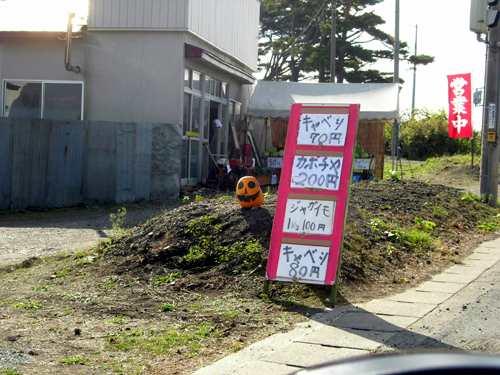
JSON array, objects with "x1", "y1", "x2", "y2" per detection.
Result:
[{"x1": 0, "y1": 164, "x2": 499, "y2": 374}]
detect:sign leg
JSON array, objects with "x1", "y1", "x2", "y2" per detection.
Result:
[
  {"x1": 331, "y1": 284, "x2": 338, "y2": 307},
  {"x1": 263, "y1": 280, "x2": 270, "y2": 296}
]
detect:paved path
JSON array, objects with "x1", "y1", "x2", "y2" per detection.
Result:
[{"x1": 193, "y1": 237, "x2": 500, "y2": 375}]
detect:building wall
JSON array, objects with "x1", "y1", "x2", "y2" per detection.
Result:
[
  {"x1": 89, "y1": 0, "x2": 189, "y2": 30},
  {"x1": 0, "y1": 37, "x2": 85, "y2": 82},
  {"x1": 88, "y1": 0, "x2": 260, "y2": 71},
  {"x1": 82, "y1": 30, "x2": 185, "y2": 124},
  {"x1": 0, "y1": 31, "x2": 186, "y2": 124}
]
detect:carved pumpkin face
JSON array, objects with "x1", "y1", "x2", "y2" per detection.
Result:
[{"x1": 236, "y1": 176, "x2": 264, "y2": 208}]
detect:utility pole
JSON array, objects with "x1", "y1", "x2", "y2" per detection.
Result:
[
  {"x1": 392, "y1": 0, "x2": 400, "y2": 171},
  {"x1": 473, "y1": 0, "x2": 500, "y2": 207},
  {"x1": 330, "y1": 0, "x2": 337, "y2": 83},
  {"x1": 411, "y1": 24, "x2": 418, "y2": 112},
  {"x1": 480, "y1": 4, "x2": 500, "y2": 207}
]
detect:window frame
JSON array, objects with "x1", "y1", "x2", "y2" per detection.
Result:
[{"x1": 2, "y1": 79, "x2": 84, "y2": 120}]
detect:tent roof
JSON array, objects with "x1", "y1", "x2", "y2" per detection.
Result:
[{"x1": 247, "y1": 81, "x2": 399, "y2": 121}]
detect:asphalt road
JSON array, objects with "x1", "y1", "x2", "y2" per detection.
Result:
[{"x1": 379, "y1": 249, "x2": 500, "y2": 355}]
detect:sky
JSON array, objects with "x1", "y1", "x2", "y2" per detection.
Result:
[
  {"x1": 0, "y1": 0, "x2": 487, "y2": 129},
  {"x1": 0, "y1": 0, "x2": 88, "y2": 31},
  {"x1": 367, "y1": 0, "x2": 487, "y2": 129}
]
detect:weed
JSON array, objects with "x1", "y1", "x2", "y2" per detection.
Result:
[
  {"x1": 75, "y1": 256, "x2": 97, "y2": 266},
  {"x1": 53, "y1": 267, "x2": 73, "y2": 279},
  {"x1": 370, "y1": 218, "x2": 388, "y2": 231},
  {"x1": 34, "y1": 285, "x2": 53, "y2": 291},
  {"x1": 108, "y1": 316, "x2": 127, "y2": 325},
  {"x1": 217, "y1": 195, "x2": 233, "y2": 202},
  {"x1": 415, "y1": 217, "x2": 437, "y2": 230},
  {"x1": 232, "y1": 344, "x2": 243, "y2": 352},
  {"x1": 386, "y1": 245, "x2": 397, "y2": 255},
  {"x1": 222, "y1": 311, "x2": 238, "y2": 319},
  {"x1": 110, "y1": 207, "x2": 127, "y2": 237},
  {"x1": 13, "y1": 301, "x2": 42, "y2": 309},
  {"x1": 158, "y1": 302, "x2": 177, "y2": 312},
  {"x1": 461, "y1": 192, "x2": 483, "y2": 203},
  {"x1": 188, "y1": 302, "x2": 204, "y2": 313},
  {"x1": 0, "y1": 370, "x2": 23, "y2": 375},
  {"x1": 195, "y1": 194, "x2": 203, "y2": 202},
  {"x1": 429, "y1": 205, "x2": 448, "y2": 219},
  {"x1": 405, "y1": 229, "x2": 432, "y2": 246},
  {"x1": 60, "y1": 293, "x2": 92, "y2": 303},
  {"x1": 384, "y1": 229, "x2": 405, "y2": 243},
  {"x1": 389, "y1": 170, "x2": 400, "y2": 181},
  {"x1": 477, "y1": 220, "x2": 500, "y2": 232},
  {"x1": 263, "y1": 186, "x2": 273, "y2": 198},
  {"x1": 183, "y1": 196, "x2": 190, "y2": 203},
  {"x1": 59, "y1": 356, "x2": 88, "y2": 365},
  {"x1": 154, "y1": 273, "x2": 180, "y2": 285}
]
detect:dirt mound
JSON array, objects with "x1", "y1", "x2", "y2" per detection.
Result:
[{"x1": 100, "y1": 179, "x2": 499, "y2": 304}]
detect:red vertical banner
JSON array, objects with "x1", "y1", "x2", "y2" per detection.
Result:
[
  {"x1": 447, "y1": 73, "x2": 472, "y2": 138},
  {"x1": 266, "y1": 103, "x2": 360, "y2": 287}
]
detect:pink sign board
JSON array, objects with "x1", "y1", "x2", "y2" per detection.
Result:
[{"x1": 266, "y1": 103, "x2": 360, "y2": 286}]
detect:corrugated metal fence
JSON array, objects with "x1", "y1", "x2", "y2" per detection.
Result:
[{"x1": 0, "y1": 117, "x2": 182, "y2": 210}]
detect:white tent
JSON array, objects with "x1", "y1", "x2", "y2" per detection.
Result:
[{"x1": 247, "y1": 81, "x2": 400, "y2": 121}]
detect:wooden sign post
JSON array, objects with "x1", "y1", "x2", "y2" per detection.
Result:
[{"x1": 264, "y1": 103, "x2": 360, "y2": 306}]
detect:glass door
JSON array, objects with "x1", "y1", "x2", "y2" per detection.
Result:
[{"x1": 182, "y1": 92, "x2": 202, "y2": 185}]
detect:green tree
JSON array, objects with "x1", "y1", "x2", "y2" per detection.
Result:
[
  {"x1": 397, "y1": 109, "x2": 480, "y2": 159},
  {"x1": 259, "y1": 0, "x2": 432, "y2": 83}
]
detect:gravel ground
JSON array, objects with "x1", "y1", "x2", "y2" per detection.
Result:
[
  {"x1": 0, "y1": 203, "x2": 171, "y2": 267},
  {"x1": 0, "y1": 203, "x2": 174, "y2": 369}
]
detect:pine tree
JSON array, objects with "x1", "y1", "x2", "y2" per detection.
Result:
[{"x1": 259, "y1": 0, "x2": 431, "y2": 83}]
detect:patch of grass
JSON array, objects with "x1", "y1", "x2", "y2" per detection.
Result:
[
  {"x1": 428, "y1": 205, "x2": 448, "y2": 219},
  {"x1": 153, "y1": 273, "x2": 180, "y2": 285},
  {"x1": 34, "y1": 285, "x2": 53, "y2": 291},
  {"x1": 183, "y1": 216, "x2": 263, "y2": 269},
  {"x1": 384, "y1": 154, "x2": 478, "y2": 180},
  {"x1": 158, "y1": 302, "x2": 177, "y2": 312},
  {"x1": 0, "y1": 370, "x2": 23, "y2": 375},
  {"x1": 477, "y1": 220, "x2": 500, "y2": 232},
  {"x1": 415, "y1": 217, "x2": 437, "y2": 230},
  {"x1": 106, "y1": 323, "x2": 223, "y2": 357},
  {"x1": 217, "y1": 195, "x2": 233, "y2": 202},
  {"x1": 75, "y1": 255, "x2": 97, "y2": 266},
  {"x1": 405, "y1": 228, "x2": 432, "y2": 246},
  {"x1": 461, "y1": 192, "x2": 484, "y2": 203},
  {"x1": 222, "y1": 311, "x2": 238, "y2": 319},
  {"x1": 53, "y1": 267, "x2": 73, "y2": 279},
  {"x1": 232, "y1": 344, "x2": 243, "y2": 352},
  {"x1": 60, "y1": 293, "x2": 92, "y2": 303},
  {"x1": 13, "y1": 301, "x2": 42, "y2": 309},
  {"x1": 108, "y1": 316, "x2": 127, "y2": 325},
  {"x1": 59, "y1": 356, "x2": 88, "y2": 365}
]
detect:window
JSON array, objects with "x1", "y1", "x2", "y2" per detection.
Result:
[
  {"x1": 3, "y1": 80, "x2": 83, "y2": 120},
  {"x1": 192, "y1": 71, "x2": 201, "y2": 91},
  {"x1": 184, "y1": 68, "x2": 191, "y2": 88},
  {"x1": 204, "y1": 75, "x2": 227, "y2": 98},
  {"x1": 221, "y1": 82, "x2": 227, "y2": 99}
]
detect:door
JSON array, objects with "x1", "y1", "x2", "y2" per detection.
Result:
[{"x1": 182, "y1": 93, "x2": 202, "y2": 185}]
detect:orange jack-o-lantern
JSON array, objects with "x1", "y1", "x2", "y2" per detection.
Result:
[{"x1": 236, "y1": 176, "x2": 264, "y2": 208}]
